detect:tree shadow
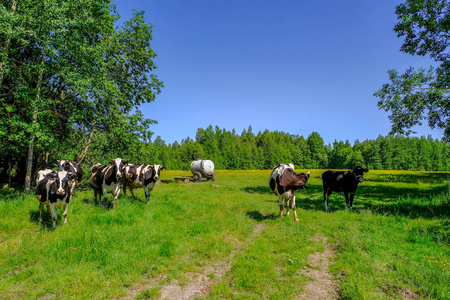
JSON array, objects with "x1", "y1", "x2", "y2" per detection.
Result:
[
  {"x1": 294, "y1": 182, "x2": 450, "y2": 219},
  {"x1": 246, "y1": 210, "x2": 278, "y2": 222},
  {"x1": 241, "y1": 185, "x2": 271, "y2": 195}
]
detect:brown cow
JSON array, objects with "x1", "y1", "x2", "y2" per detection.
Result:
[{"x1": 269, "y1": 163, "x2": 310, "y2": 221}]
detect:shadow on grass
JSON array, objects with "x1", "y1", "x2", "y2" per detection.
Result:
[
  {"x1": 245, "y1": 180, "x2": 450, "y2": 219},
  {"x1": 246, "y1": 210, "x2": 278, "y2": 222},
  {"x1": 29, "y1": 210, "x2": 57, "y2": 230},
  {"x1": 241, "y1": 185, "x2": 272, "y2": 195}
]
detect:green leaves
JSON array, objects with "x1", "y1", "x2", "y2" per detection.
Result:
[{"x1": 376, "y1": 0, "x2": 450, "y2": 141}]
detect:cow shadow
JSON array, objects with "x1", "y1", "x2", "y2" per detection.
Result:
[
  {"x1": 29, "y1": 210, "x2": 57, "y2": 230},
  {"x1": 246, "y1": 210, "x2": 278, "y2": 222}
]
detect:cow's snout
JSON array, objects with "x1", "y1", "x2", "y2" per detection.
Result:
[
  {"x1": 154, "y1": 175, "x2": 159, "y2": 180},
  {"x1": 57, "y1": 188, "x2": 65, "y2": 195}
]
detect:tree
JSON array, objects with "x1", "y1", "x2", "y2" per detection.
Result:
[
  {"x1": 0, "y1": 1, "x2": 163, "y2": 191},
  {"x1": 375, "y1": 0, "x2": 450, "y2": 141}
]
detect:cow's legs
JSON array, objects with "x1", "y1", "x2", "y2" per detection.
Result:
[
  {"x1": 291, "y1": 195, "x2": 299, "y2": 221},
  {"x1": 112, "y1": 186, "x2": 121, "y2": 210},
  {"x1": 49, "y1": 203, "x2": 58, "y2": 228},
  {"x1": 103, "y1": 186, "x2": 109, "y2": 207},
  {"x1": 349, "y1": 192, "x2": 355, "y2": 210},
  {"x1": 123, "y1": 184, "x2": 127, "y2": 197},
  {"x1": 324, "y1": 189, "x2": 331, "y2": 212},
  {"x1": 344, "y1": 192, "x2": 350, "y2": 210},
  {"x1": 144, "y1": 186, "x2": 151, "y2": 204},
  {"x1": 130, "y1": 188, "x2": 136, "y2": 199},
  {"x1": 38, "y1": 201, "x2": 44, "y2": 223},
  {"x1": 62, "y1": 198, "x2": 69, "y2": 224},
  {"x1": 279, "y1": 195, "x2": 284, "y2": 219}
]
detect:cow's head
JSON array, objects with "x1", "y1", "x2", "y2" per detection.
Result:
[
  {"x1": 144, "y1": 164, "x2": 166, "y2": 184},
  {"x1": 353, "y1": 166, "x2": 369, "y2": 183},
  {"x1": 57, "y1": 160, "x2": 71, "y2": 171},
  {"x1": 49, "y1": 171, "x2": 76, "y2": 196},
  {"x1": 279, "y1": 169, "x2": 310, "y2": 190},
  {"x1": 109, "y1": 158, "x2": 128, "y2": 178}
]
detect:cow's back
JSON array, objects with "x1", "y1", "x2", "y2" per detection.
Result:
[{"x1": 322, "y1": 170, "x2": 347, "y2": 192}]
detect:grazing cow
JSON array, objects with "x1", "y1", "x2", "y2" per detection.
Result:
[
  {"x1": 57, "y1": 160, "x2": 83, "y2": 201},
  {"x1": 88, "y1": 158, "x2": 127, "y2": 209},
  {"x1": 269, "y1": 163, "x2": 310, "y2": 221},
  {"x1": 322, "y1": 166, "x2": 369, "y2": 212},
  {"x1": 122, "y1": 164, "x2": 165, "y2": 204},
  {"x1": 35, "y1": 170, "x2": 77, "y2": 228}
]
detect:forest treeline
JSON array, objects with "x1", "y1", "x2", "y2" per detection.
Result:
[{"x1": 2, "y1": 124, "x2": 449, "y2": 187}]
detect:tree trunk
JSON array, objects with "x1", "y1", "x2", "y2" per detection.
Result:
[
  {"x1": 24, "y1": 51, "x2": 45, "y2": 193},
  {"x1": 78, "y1": 128, "x2": 95, "y2": 164},
  {"x1": 0, "y1": 0, "x2": 17, "y2": 87},
  {"x1": 24, "y1": 110, "x2": 37, "y2": 193}
]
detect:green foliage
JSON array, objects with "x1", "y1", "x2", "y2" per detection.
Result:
[
  {"x1": 375, "y1": 0, "x2": 450, "y2": 141},
  {"x1": 0, "y1": 0, "x2": 163, "y2": 185}
]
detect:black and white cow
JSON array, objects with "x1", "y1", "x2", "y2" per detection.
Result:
[
  {"x1": 88, "y1": 158, "x2": 127, "y2": 209},
  {"x1": 122, "y1": 164, "x2": 165, "y2": 204},
  {"x1": 269, "y1": 163, "x2": 310, "y2": 221},
  {"x1": 57, "y1": 160, "x2": 83, "y2": 202},
  {"x1": 35, "y1": 170, "x2": 77, "y2": 228},
  {"x1": 322, "y1": 166, "x2": 369, "y2": 212}
]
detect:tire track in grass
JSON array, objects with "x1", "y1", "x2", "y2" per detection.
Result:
[
  {"x1": 296, "y1": 236, "x2": 338, "y2": 300},
  {"x1": 122, "y1": 223, "x2": 265, "y2": 300},
  {"x1": 158, "y1": 223, "x2": 265, "y2": 300}
]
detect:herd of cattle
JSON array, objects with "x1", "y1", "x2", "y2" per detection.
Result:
[
  {"x1": 35, "y1": 158, "x2": 164, "y2": 228},
  {"x1": 34, "y1": 159, "x2": 368, "y2": 227}
]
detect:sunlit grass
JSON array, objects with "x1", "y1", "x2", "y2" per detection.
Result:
[{"x1": 1, "y1": 169, "x2": 449, "y2": 299}]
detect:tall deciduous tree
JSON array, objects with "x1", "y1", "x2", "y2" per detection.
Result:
[
  {"x1": 0, "y1": 1, "x2": 163, "y2": 191},
  {"x1": 375, "y1": 0, "x2": 450, "y2": 141}
]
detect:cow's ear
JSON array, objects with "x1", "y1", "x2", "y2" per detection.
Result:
[
  {"x1": 46, "y1": 172, "x2": 57, "y2": 180},
  {"x1": 66, "y1": 162, "x2": 70, "y2": 169},
  {"x1": 364, "y1": 169, "x2": 369, "y2": 172},
  {"x1": 161, "y1": 167, "x2": 166, "y2": 171},
  {"x1": 306, "y1": 171, "x2": 310, "y2": 179},
  {"x1": 123, "y1": 161, "x2": 128, "y2": 166},
  {"x1": 108, "y1": 162, "x2": 112, "y2": 167}
]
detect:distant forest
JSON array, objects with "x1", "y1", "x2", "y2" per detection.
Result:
[{"x1": 6, "y1": 124, "x2": 450, "y2": 187}]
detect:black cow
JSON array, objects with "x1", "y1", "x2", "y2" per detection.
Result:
[
  {"x1": 322, "y1": 166, "x2": 369, "y2": 212},
  {"x1": 122, "y1": 164, "x2": 165, "y2": 204},
  {"x1": 88, "y1": 158, "x2": 127, "y2": 209},
  {"x1": 269, "y1": 163, "x2": 310, "y2": 221},
  {"x1": 57, "y1": 160, "x2": 83, "y2": 201},
  {"x1": 35, "y1": 170, "x2": 77, "y2": 228}
]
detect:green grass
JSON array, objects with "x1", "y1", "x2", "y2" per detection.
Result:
[{"x1": 1, "y1": 170, "x2": 449, "y2": 299}]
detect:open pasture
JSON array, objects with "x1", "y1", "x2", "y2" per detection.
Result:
[{"x1": 1, "y1": 169, "x2": 449, "y2": 299}]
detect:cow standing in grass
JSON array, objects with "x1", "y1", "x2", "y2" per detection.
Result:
[
  {"x1": 122, "y1": 164, "x2": 165, "y2": 204},
  {"x1": 269, "y1": 163, "x2": 310, "y2": 221},
  {"x1": 35, "y1": 170, "x2": 77, "y2": 228},
  {"x1": 89, "y1": 158, "x2": 127, "y2": 209},
  {"x1": 322, "y1": 166, "x2": 369, "y2": 212},
  {"x1": 57, "y1": 160, "x2": 83, "y2": 202}
]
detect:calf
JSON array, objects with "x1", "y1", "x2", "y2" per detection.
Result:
[
  {"x1": 88, "y1": 158, "x2": 127, "y2": 209},
  {"x1": 322, "y1": 166, "x2": 369, "y2": 212},
  {"x1": 57, "y1": 160, "x2": 83, "y2": 201},
  {"x1": 35, "y1": 170, "x2": 77, "y2": 228},
  {"x1": 269, "y1": 163, "x2": 310, "y2": 221},
  {"x1": 122, "y1": 164, "x2": 165, "y2": 204}
]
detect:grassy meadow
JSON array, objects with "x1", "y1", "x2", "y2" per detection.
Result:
[{"x1": 1, "y1": 169, "x2": 450, "y2": 299}]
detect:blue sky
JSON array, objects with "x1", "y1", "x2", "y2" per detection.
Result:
[{"x1": 114, "y1": 0, "x2": 444, "y2": 145}]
